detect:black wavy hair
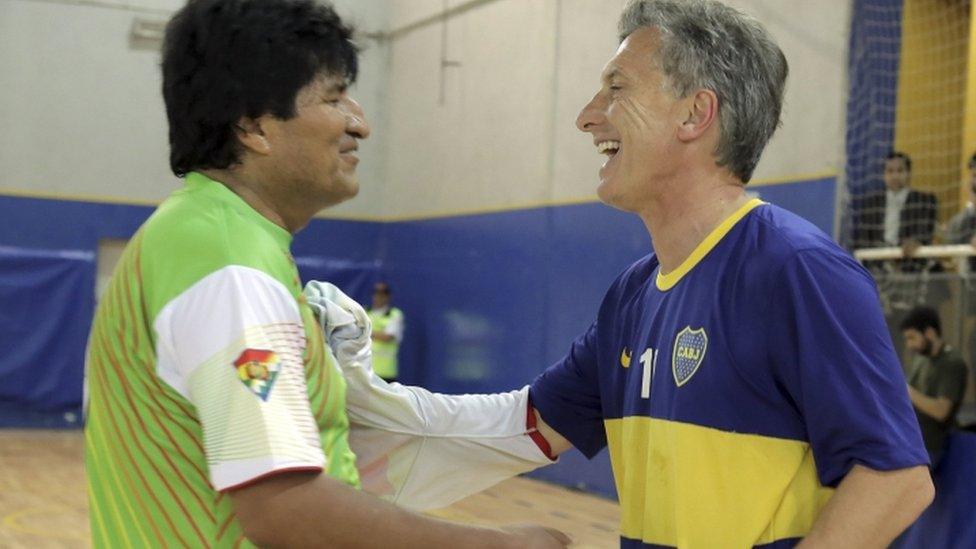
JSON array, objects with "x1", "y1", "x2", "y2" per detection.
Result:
[
  {"x1": 900, "y1": 306, "x2": 941, "y2": 337},
  {"x1": 886, "y1": 151, "x2": 912, "y2": 173},
  {"x1": 162, "y1": 0, "x2": 359, "y2": 177}
]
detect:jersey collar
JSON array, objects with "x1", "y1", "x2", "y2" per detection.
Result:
[
  {"x1": 184, "y1": 172, "x2": 293, "y2": 250},
  {"x1": 656, "y1": 198, "x2": 765, "y2": 291}
]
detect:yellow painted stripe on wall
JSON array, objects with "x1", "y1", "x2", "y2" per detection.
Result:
[
  {"x1": 894, "y1": 0, "x2": 971, "y2": 221},
  {"x1": 964, "y1": 6, "x2": 976, "y2": 208},
  {"x1": 0, "y1": 172, "x2": 836, "y2": 223},
  {"x1": 605, "y1": 417, "x2": 833, "y2": 547}
]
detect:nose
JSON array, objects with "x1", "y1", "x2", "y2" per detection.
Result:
[
  {"x1": 345, "y1": 97, "x2": 371, "y2": 140},
  {"x1": 576, "y1": 91, "x2": 606, "y2": 134}
]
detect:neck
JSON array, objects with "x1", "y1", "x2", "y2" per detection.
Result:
[
  {"x1": 200, "y1": 168, "x2": 306, "y2": 233},
  {"x1": 637, "y1": 170, "x2": 749, "y2": 274},
  {"x1": 929, "y1": 339, "x2": 944, "y2": 357}
]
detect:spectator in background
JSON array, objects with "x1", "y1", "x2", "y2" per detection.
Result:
[
  {"x1": 902, "y1": 306, "x2": 969, "y2": 468},
  {"x1": 944, "y1": 152, "x2": 976, "y2": 260},
  {"x1": 942, "y1": 151, "x2": 976, "y2": 428},
  {"x1": 368, "y1": 282, "x2": 404, "y2": 383},
  {"x1": 853, "y1": 151, "x2": 938, "y2": 269}
]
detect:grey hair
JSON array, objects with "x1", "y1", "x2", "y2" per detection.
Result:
[{"x1": 619, "y1": 0, "x2": 788, "y2": 183}]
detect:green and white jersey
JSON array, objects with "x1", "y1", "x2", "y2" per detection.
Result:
[{"x1": 85, "y1": 172, "x2": 358, "y2": 548}]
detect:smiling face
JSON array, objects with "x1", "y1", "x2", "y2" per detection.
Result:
[
  {"x1": 262, "y1": 74, "x2": 370, "y2": 213},
  {"x1": 576, "y1": 28, "x2": 688, "y2": 212},
  {"x1": 883, "y1": 157, "x2": 910, "y2": 192},
  {"x1": 902, "y1": 328, "x2": 933, "y2": 357}
]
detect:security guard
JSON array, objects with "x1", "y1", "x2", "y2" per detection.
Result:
[{"x1": 368, "y1": 282, "x2": 404, "y2": 382}]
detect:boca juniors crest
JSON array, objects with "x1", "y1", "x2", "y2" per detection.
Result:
[
  {"x1": 672, "y1": 327, "x2": 708, "y2": 387},
  {"x1": 233, "y1": 349, "x2": 282, "y2": 401}
]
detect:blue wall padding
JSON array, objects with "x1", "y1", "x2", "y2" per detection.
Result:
[
  {"x1": 0, "y1": 175, "x2": 833, "y2": 492},
  {"x1": 0, "y1": 193, "x2": 381, "y2": 427},
  {"x1": 383, "y1": 203, "x2": 651, "y2": 497},
  {"x1": 0, "y1": 246, "x2": 94, "y2": 424},
  {"x1": 750, "y1": 177, "x2": 836, "y2": 236},
  {"x1": 893, "y1": 432, "x2": 976, "y2": 548}
]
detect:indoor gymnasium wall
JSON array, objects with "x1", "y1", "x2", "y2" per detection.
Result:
[
  {"x1": 0, "y1": 0, "x2": 391, "y2": 218},
  {"x1": 1, "y1": 0, "x2": 852, "y2": 498},
  {"x1": 0, "y1": 0, "x2": 389, "y2": 426}
]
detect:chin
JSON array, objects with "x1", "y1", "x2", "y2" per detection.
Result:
[{"x1": 596, "y1": 179, "x2": 630, "y2": 212}]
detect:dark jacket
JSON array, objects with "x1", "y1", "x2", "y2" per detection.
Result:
[
  {"x1": 853, "y1": 189, "x2": 937, "y2": 249},
  {"x1": 852, "y1": 189, "x2": 938, "y2": 273}
]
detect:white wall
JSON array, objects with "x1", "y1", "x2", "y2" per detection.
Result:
[
  {"x1": 382, "y1": 0, "x2": 852, "y2": 219},
  {"x1": 1, "y1": 0, "x2": 851, "y2": 220},
  {"x1": 0, "y1": 0, "x2": 390, "y2": 218}
]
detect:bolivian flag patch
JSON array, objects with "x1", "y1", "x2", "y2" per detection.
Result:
[{"x1": 233, "y1": 349, "x2": 282, "y2": 401}]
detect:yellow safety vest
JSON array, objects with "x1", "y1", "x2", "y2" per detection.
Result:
[{"x1": 368, "y1": 307, "x2": 403, "y2": 379}]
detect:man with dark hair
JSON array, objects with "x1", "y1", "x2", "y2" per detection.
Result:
[
  {"x1": 901, "y1": 306, "x2": 970, "y2": 467},
  {"x1": 853, "y1": 151, "x2": 938, "y2": 262},
  {"x1": 944, "y1": 152, "x2": 976, "y2": 253},
  {"x1": 84, "y1": 1, "x2": 569, "y2": 547}
]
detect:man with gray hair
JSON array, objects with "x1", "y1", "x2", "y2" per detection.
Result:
[
  {"x1": 524, "y1": 0, "x2": 934, "y2": 546},
  {"x1": 310, "y1": 0, "x2": 933, "y2": 546}
]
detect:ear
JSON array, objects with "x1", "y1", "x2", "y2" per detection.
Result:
[
  {"x1": 676, "y1": 89, "x2": 718, "y2": 143},
  {"x1": 234, "y1": 116, "x2": 272, "y2": 155}
]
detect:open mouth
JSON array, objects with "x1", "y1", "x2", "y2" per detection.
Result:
[{"x1": 597, "y1": 140, "x2": 621, "y2": 157}]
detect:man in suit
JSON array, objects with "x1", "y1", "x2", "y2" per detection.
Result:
[{"x1": 853, "y1": 151, "x2": 938, "y2": 267}]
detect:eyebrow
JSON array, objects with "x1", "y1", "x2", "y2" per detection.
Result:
[
  {"x1": 326, "y1": 82, "x2": 348, "y2": 94},
  {"x1": 602, "y1": 68, "x2": 628, "y2": 85}
]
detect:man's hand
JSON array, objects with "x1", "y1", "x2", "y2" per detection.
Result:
[
  {"x1": 501, "y1": 524, "x2": 573, "y2": 548},
  {"x1": 901, "y1": 238, "x2": 922, "y2": 258}
]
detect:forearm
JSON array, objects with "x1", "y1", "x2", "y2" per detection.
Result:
[
  {"x1": 908, "y1": 388, "x2": 952, "y2": 422},
  {"x1": 798, "y1": 465, "x2": 932, "y2": 548},
  {"x1": 371, "y1": 332, "x2": 396, "y2": 342},
  {"x1": 533, "y1": 408, "x2": 573, "y2": 456},
  {"x1": 233, "y1": 472, "x2": 518, "y2": 548}
]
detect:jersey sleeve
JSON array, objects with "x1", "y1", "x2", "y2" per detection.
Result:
[
  {"x1": 767, "y1": 249, "x2": 930, "y2": 487},
  {"x1": 529, "y1": 322, "x2": 606, "y2": 458},
  {"x1": 937, "y1": 358, "x2": 968, "y2": 406},
  {"x1": 153, "y1": 265, "x2": 326, "y2": 491}
]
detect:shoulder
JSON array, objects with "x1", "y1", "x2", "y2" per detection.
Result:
[
  {"x1": 853, "y1": 189, "x2": 885, "y2": 208},
  {"x1": 944, "y1": 348, "x2": 969, "y2": 371},
  {"x1": 908, "y1": 190, "x2": 937, "y2": 204},
  {"x1": 140, "y1": 192, "x2": 295, "y2": 320},
  {"x1": 742, "y1": 204, "x2": 875, "y2": 295},
  {"x1": 608, "y1": 253, "x2": 657, "y2": 295}
]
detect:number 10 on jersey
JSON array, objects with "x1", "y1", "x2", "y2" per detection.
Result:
[{"x1": 640, "y1": 347, "x2": 657, "y2": 399}]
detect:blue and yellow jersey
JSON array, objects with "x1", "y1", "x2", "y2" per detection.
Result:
[{"x1": 530, "y1": 199, "x2": 928, "y2": 548}]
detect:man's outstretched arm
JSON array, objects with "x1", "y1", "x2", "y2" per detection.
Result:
[
  {"x1": 230, "y1": 471, "x2": 571, "y2": 548},
  {"x1": 533, "y1": 408, "x2": 574, "y2": 457}
]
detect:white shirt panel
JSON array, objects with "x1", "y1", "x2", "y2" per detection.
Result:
[{"x1": 153, "y1": 265, "x2": 325, "y2": 490}]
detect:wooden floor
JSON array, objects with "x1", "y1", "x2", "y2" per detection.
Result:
[{"x1": 0, "y1": 430, "x2": 619, "y2": 548}]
